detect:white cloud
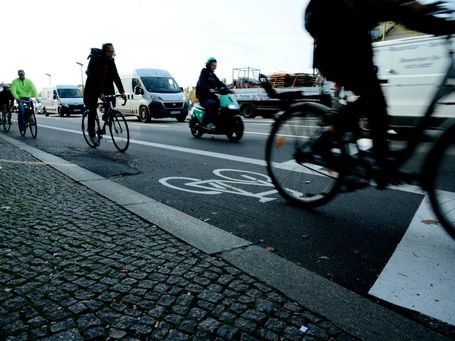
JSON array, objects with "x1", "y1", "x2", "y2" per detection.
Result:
[{"x1": 1, "y1": 0, "x2": 312, "y2": 90}]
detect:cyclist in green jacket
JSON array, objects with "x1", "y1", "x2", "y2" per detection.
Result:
[{"x1": 11, "y1": 70, "x2": 39, "y2": 130}]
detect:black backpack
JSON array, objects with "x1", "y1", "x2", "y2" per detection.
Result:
[{"x1": 87, "y1": 48, "x2": 102, "y2": 60}]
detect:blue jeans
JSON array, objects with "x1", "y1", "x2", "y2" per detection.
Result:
[{"x1": 17, "y1": 98, "x2": 33, "y2": 128}]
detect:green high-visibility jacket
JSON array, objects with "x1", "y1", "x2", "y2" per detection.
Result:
[{"x1": 11, "y1": 78, "x2": 38, "y2": 100}]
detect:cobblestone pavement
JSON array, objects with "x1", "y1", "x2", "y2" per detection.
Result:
[{"x1": 0, "y1": 139, "x2": 357, "y2": 340}]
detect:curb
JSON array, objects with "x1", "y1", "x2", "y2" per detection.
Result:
[{"x1": 0, "y1": 133, "x2": 447, "y2": 340}]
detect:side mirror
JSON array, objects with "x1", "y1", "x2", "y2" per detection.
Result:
[
  {"x1": 53, "y1": 94, "x2": 58, "y2": 100},
  {"x1": 180, "y1": 87, "x2": 184, "y2": 92},
  {"x1": 134, "y1": 86, "x2": 144, "y2": 95}
]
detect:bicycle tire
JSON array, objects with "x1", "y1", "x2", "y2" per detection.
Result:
[
  {"x1": 29, "y1": 112, "x2": 37, "y2": 138},
  {"x1": 81, "y1": 111, "x2": 100, "y2": 148},
  {"x1": 19, "y1": 120, "x2": 26, "y2": 136},
  {"x1": 265, "y1": 103, "x2": 344, "y2": 208},
  {"x1": 5, "y1": 112, "x2": 11, "y2": 132},
  {"x1": 425, "y1": 123, "x2": 455, "y2": 239},
  {"x1": 109, "y1": 110, "x2": 130, "y2": 152},
  {"x1": 1, "y1": 112, "x2": 6, "y2": 131}
]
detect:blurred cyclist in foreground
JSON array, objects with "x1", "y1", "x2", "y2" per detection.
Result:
[{"x1": 305, "y1": 0, "x2": 455, "y2": 186}]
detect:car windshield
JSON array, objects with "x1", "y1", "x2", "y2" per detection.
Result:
[
  {"x1": 57, "y1": 88, "x2": 82, "y2": 98},
  {"x1": 141, "y1": 77, "x2": 181, "y2": 93}
]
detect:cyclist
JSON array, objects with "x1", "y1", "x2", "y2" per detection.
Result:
[
  {"x1": 84, "y1": 43, "x2": 126, "y2": 147},
  {"x1": 304, "y1": 0, "x2": 455, "y2": 186},
  {"x1": 11, "y1": 70, "x2": 39, "y2": 131},
  {"x1": 196, "y1": 57, "x2": 227, "y2": 130},
  {"x1": 0, "y1": 84, "x2": 15, "y2": 114}
]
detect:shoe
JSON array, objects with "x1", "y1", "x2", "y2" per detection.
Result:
[
  {"x1": 206, "y1": 123, "x2": 217, "y2": 131},
  {"x1": 90, "y1": 136, "x2": 100, "y2": 147}
]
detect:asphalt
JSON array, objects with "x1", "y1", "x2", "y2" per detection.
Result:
[{"x1": 0, "y1": 135, "x2": 450, "y2": 340}]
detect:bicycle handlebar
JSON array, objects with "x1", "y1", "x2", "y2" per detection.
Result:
[{"x1": 103, "y1": 94, "x2": 127, "y2": 106}]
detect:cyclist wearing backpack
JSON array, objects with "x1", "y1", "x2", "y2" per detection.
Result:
[
  {"x1": 84, "y1": 43, "x2": 126, "y2": 146},
  {"x1": 305, "y1": 0, "x2": 455, "y2": 185}
]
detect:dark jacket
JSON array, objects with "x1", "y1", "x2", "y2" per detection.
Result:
[
  {"x1": 0, "y1": 89, "x2": 15, "y2": 108},
  {"x1": 196, "y1": 68, "x2": 226, "y2": 102},
  {"x1": 84, "y1": 55, "x2": 124, "y2": 105}
]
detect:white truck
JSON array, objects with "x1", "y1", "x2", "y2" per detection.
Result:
[
  {"x1": 232, "y1": 86, "x2": 328, "y2": 118},
  {"x1": 374, "y1": 35, "x2": 455, "y2": 129}
]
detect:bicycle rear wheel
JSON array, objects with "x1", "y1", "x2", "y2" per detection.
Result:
[
  {"x1": 265, "y1": 104, "x2": 344, "y2": 208},
  {"x1": 426, "y1": 124, "x2": 455, "y2": 239},
  {"x1": 82, "y1": 111, "x2": 100, "y2": 148},
  {"x1": 1, "y1": 112, "x2": 6, "y2": 131},
  {"x1": 109, "y1": 111, "x2": 130, "y2": 152},
  {"x1": 29, "y1": 112, "x2": 37, "y2": 138}
]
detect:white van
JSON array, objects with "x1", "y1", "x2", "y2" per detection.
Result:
[
  {"x1": 119, "y1": 69, "x2": 188, "y2": 122},
  {"x1": 374, "y1": 35, "x2": 455, "y2": 128},
  {"x1": 40, "y1": 85, "x2": 85, "y2": 117}
]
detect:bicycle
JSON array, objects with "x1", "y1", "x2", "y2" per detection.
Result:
[
  {"x1": 1, "y1": 104, "x2": 12, "y2": 132},
  {"x1": 18, "y1": 99, "x2": 37, "y2": 138},
  {"x1": 81, "y1": 94, "x2": 130, "y2": 152},
  {"x1": 260, "y1": 37, "x2": 455, "y2": 239}
]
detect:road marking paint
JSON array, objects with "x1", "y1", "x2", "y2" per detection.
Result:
[
  {"x1": 369, "y1": 195, "x2": 455, "y2": 326},
  {"x1": 159, "y1": 168, "x2": 279, "y2": 203}
]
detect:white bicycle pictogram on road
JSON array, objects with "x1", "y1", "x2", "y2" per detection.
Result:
[{"x1": 159, "y1": 169, "x2": 284, "y2": 203}]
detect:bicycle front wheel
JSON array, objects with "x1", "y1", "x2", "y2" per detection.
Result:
[
  {"x1": 5, "y1": 112, "x2": 11, "y2": 132},
  {"x1": 109, "y1": 111, "x2": 130, "y2": 152},
  {"x1": 29, "y1": 112, "x2": 37, "y2": 138},
  {"x1": 265, "y1": 105, "x2": 344, "y2": 208},
  {"x1": 426, "y1": 124, "x2": 455, "y2": 239}
]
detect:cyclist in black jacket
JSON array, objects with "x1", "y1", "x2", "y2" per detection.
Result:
[
  {"x1": 196, "y1": 57, "x2": 226, "y2": 130},
  {"x1": 305, "y1": 0, "x2": 455, "y2": 179},
  {"x1": 84, "y1": 43, "x2": 126, "y2": 146},
  {"x1": 0, "y1": 85, "x2": 15, "y2": 111}
]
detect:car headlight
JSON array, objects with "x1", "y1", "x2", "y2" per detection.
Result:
[{"x1": 228, "y1": 104, "x2": 239, "y2": 110}]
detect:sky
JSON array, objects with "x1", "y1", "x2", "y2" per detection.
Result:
[{"x1": 0, "y1": 0, "x2": 313, "y2": 91}]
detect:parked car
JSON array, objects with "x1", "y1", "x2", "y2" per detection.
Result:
[{"x1": 40, "y1": 85, "x2": 85, "y2": 117}]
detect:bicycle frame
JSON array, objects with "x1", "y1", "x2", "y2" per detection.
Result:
[{"x1": 97, "y1": 95, "x2": 126, "y2": 135}]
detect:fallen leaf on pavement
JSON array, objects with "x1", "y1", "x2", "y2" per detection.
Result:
[
  {"x1": 318, "y1": 256, "x2": 330, "y2": 261},
  {"x1": 265, "y1": 247, "x2": 276, "y2": 253},
  {"x1": 421, "y1": 219, "x2": 438, "y2": 226}
]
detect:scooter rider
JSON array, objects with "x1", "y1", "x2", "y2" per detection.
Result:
[{"x1": 196, "y1": 57, "x2": 226, "y2": 130}]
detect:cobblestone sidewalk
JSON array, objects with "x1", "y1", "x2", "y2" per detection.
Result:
[{"x1": 0, "y1": 139, "x2": 357, "y2": 340}]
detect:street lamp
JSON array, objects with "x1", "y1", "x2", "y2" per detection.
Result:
[
  {"x1": 76, "y1": 62, "x2": 84, "y2": 92},
  {"x1": 45, "y1": 73, "x2": 51, "y2": 85}
]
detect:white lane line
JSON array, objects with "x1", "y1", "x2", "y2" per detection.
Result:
[
  {"x1": 36, "y1": 124, "x2": 267, "y2": 166},
  {"x1": 369, "y1": 195, "x2": 455, "y2": 326}
]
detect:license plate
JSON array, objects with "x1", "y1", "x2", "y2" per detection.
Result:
[{"x1": 170, "y1": 111, "x2": 180, "y2": 115}]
